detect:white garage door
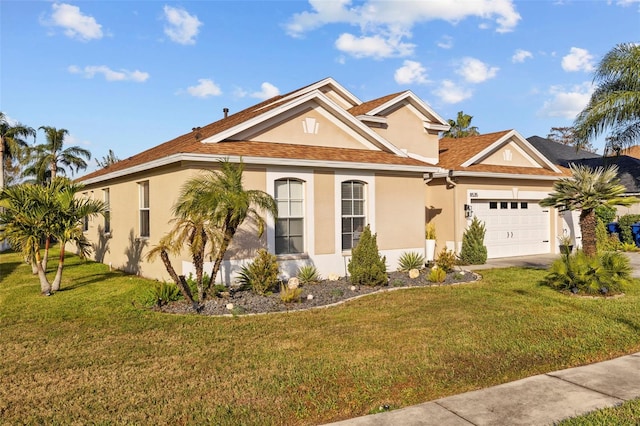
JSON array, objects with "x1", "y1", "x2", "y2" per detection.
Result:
[{"x1": 471, "y1": 200, "x2": 550, "y2": 258}]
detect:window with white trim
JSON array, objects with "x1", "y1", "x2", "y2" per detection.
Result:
[
  {"x1": 139, "y1": 181, "x2": 149, "y2": 238},
  {"x1": 275, "y1": 179, "x2": 304, "y2": 254},
  {"x1": 341, "y1": 181, "x2": 366, "y2": 250},
  {"x1": 103, "y1": 188, "x2": 111, "y2": 234}
]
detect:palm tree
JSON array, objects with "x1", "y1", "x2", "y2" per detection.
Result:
[
  {"x1": 574, "y1": 43, "x2": 640, "y2": 151},
  {"x1": 95, "y1": 149, "x2": 120, "y2": 168},
  {"x1": 540, "y1": 164, "x2": 638, "y2": 257},
  {"x1": 442, "y1": 111, "x2": 480, "y2": 139},
  {"x1": 24, "y1": 126, "x2": 91, "y2": 184},
  {"x1": 0, "y1": 184, "x2": 56, "y2": 294},
  {"x1": 0, "y1": 112, "x2": 36, "y2": 189},
  {"x1": 150, "y1": 159, "x2": 277, "y2": 310}
]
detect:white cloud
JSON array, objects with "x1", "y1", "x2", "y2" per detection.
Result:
[
  {"x1": 186, "y1": 79, "x2": 222, "y2": 98},
  {"x1": 437, "y1": 35, "x2": 454, "y2": 49},
  {"x1": 433, "y1": 80, "x2": 473, "y2": 104},
  {"x1": 335, "y1": 33, "x2": 415, "y2": 59},
  {"x1": 512, "y1": 49, "x2": 533, "y2": 63},
  {"x1": 286, "y1": 1, "x2": 520, "y2": 60},
  {"x1": 163, "y1": 5, "x2": 202, "y2": 45},
  {"x1": 539, "y1": 82, "x2": 593, "y2": 119},
  {"x1": 561, "y1": 47, "x2": 595, "y2": 72},
  {"x1": 394, "y1": 60, "x2": 429, "y2": 85},
  {"x1": 68, "y1": 65, "x2": 149, "y2": 82},
  {"x1": 45, "y1": 3, "x2": 103, "y2": 41},
  {"x1": 456, "y1": 57, "x2": 499, "y2": 83},
  {"x1": 249, "y1": 82, "x2": 280, "y2": 100}
]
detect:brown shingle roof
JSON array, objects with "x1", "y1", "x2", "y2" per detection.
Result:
[
  {"x1": 437, "y1": 130, "x2": 570, "y2": 177},
  {"x1": 347, "y1": 92, "x2": 404, "y2": 117}
]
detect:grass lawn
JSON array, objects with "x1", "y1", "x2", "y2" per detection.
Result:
[
  {"x1": 559, "y1": 398, "x2": 640, "y2": 425},
  {"x1": 2, "y1": 247, "x2": 640, "y2": 425}
]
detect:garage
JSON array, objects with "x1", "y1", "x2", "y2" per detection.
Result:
[{"x1": 471, "y1": 199, "x2": 551, "y2": 258}]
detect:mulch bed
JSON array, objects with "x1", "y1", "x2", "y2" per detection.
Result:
[{"x1": 158, "y1": 269, "x2": 479, "y2": 316}]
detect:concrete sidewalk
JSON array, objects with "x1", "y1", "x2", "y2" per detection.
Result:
[
  {"x1": 325, "y1": 253, "x2": 640, "y2": 425},
  {"x1": 326, "y1": 352, "x2": 640, "y2": 426}
]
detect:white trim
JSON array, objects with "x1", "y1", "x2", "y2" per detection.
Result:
[
  {"x1": 424, "y1": 122, "x2": 450, "y2": 132},
  {"x1": 334, "y1": 172, "x2": 375, "y2": 255},
  {"x1": 460, "y1": 130, "x2": 561, "y2": 173},
  {"x1": 366, "y1": 91, "x2": 449, "y2": 128},
  {"x1": 466, "y1": 189, "x2": 550, "y2": 201},
  {"x1": 356, "y1": 115, "x2": 388, "y2": 124},
  {"x1": 406, "y1": 152, "x2": 438, "y2": 165},
  {"x1": 81, "y1": 153, "x2": 439, "y2": 186},
  {"x1": 266, "y1": 168, "x2": 315, "y2": 258},
  {"x1": 431, "y1": 170, "x2": 563, "y2": 181},
  {"x1": 270, "y1": 77, "x2": 362, "y2": 109}
]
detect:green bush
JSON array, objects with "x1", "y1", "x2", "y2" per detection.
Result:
[
  {"x1": 237, "y1": 249, "x2": 280, "y2": 296},
  {"x1": 146, "y1": 282, "x2": 181, "y2": 307},
  {"x1": 458, "y1": 217, "x2": 487, "y2": 265},
  {"x1": 280, "y1": 283, "x2": 302, "y2": 303},
  {"x1": 185, "y1": 272, "x2": 213, "y2": 300},
  {"x1": 397, "y1": 251, "x2": 425, "y2": 272},
  {"x1": 436, "y1": 248, "x2": 457, "y2": 273},
  {"x1": 618, "y1": 214, "x2": 640, "y2": 244},
  {"x1": 596, "y1": 219, "x2": 621, "y2": 253},
  {"x1": 595, "y1": 205, "x2": 617, "y2": 225},
  {"x1": 348, "y1": 225, "x2": 388, "y2": 286},
  {"x1": 297, "y1": 265, "x2": 320, "y2": 285},
  {"x1": 428, "y1": 267, "x2": 446, "y2": 283},
  {"x1": 543, "y1": 250, "x2": 632, "y2": 295}
]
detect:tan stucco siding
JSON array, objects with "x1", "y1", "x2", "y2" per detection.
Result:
[
  {"x1": 375, "y1": 173, "x2": 425, "y2": 250},
  {"x1": 425, "y1": 180, "x2": 453, "y2": 255},
  {"x1": 369, "y1": 103, "x2": 439, "y2": 161},
  {"x1": 247, "y1": 104, "x2": 372, "y2": 150},
  {"x1": 314, "y1": 170, "x2": 335, "y2": 255},
  {"x1": 481, "y1": 141, "x2": 542, "y2": 168}
]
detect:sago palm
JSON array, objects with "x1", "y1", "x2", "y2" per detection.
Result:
[
  {"x1": 574, "y1": 43, "x2": 640, "y2": 150},
  {"x1": 540, "y1": 164, "x2": 638, "y2": 257}
]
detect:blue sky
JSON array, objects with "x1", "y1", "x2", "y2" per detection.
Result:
[{"x1": 2, "y1": 0, "x2": 639, "y2": 174}]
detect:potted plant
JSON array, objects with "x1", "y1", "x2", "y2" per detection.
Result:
[
  {"x1": 425, "y1": 222, "x2": 436, "y2": 262},
  {"x1": 558, "y1": 234, "x2": 573, "y2": 255}
]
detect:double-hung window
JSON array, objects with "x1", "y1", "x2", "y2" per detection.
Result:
[
  {"x1": 103, "y1": 188, "x2": 111, "y2": 234},
  {"x1": 275, "y1": 179, "x2": 304, "y2": 254},
  {"x1": 341, "y1": 181, "x2": 366, "y2": 250},
  {"x1": 139, "y1": 181, "x2": 150, "y2": 238}
]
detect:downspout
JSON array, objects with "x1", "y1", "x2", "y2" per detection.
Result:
[{"x1": 446, "y1": 171, "x2": 458, "y2": 253}]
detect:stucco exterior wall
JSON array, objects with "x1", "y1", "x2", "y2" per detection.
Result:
[
  {"x1": 370, "y1": 102, "x2": 439, "y2": 161},
  {"x1": 375, "y1": 172, "x2": 425, "y2": 250},
  {"x1": 482, "y1": 141, "x2": 543, "y2": 168},
  {"x1": 246, "y1": 104, "x2": 370, "y2": 150},
  {"x1": 313, "y1": 169, "x2": 335, "y2": 255}
]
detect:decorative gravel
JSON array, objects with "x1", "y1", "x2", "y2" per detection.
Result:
[{"x1": 159, "y1": 269, "x2": 479, "y2": 316}]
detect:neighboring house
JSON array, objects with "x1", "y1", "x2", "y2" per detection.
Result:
[
  {"x1": 621, "y1": 145, "x2": 640, "y2": 159},
  {"x1": 425, "y1": 131, "x2": 569, "y2": 258},
  {"x1": 77, "y1": 78, "x2": 450, "y2": 283}
]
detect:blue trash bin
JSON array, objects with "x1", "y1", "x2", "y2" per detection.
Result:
[
  {"x1": 631, "y1": 223, "x2": 640, "y2": 247},
  {"x1": 607, "y1": 222, "x2": 621, "y2": 234}
]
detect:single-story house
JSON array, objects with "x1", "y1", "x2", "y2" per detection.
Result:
[{"x1": 78, "y1": 78, "x2": 571, "y2": 284}]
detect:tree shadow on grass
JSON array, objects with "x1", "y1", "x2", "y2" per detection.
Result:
[
  {"x1": 57, "y1": 270, "x2": 124, "y2": 291},
  {"x1": 0, "y1": 260, "x2": 24, "y2": 282}
]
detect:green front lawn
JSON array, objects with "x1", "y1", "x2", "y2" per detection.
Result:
[{"x1": 2, "y1": 248, "x2": 640, "y2": 425}]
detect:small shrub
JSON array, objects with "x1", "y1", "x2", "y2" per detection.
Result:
[
  {"x1": 297, "y1": 265, "x2": 320, "y2": 285},
  {"x1": 428, "y1": 266, "x2": 446, "y2": 283},
  {"x1": 425, "y1": 222, "x2": 436, "y2": 239},
  {"x1": 237, "y1": 249, "x2": 280, "y2": 296},
  {"x1": 621, "y1": 242, "x2": 640, "y2": 252},
  {"x1": 543, "y1": 250, "x2": 632, "y2": 295},
  {"x1": 146, "y1": 282, "x2": 181, "y2": 307},
  {"x1": 596, "y1": 219, "x2": 621, "y2": 253},
  {"x1": 185, "y1": 272, "x2": 212, "y2": 300},
  {"x1": 348, "y1": 225, "x2": 388, "y2": 286},
  {"x1": 595, "y1": 205, "x2": 617, "y2": 225},
  {"x1": 280, "y1": 283, "x2": 302, "y2": 303},
  {"x1": 397, "y1": 251, "x2": 425, "y2": 272},
  {"x1": 618, "y1": 214, "x2": 640, "y2": 244},
  {"x1": 436, "y1": 248, "x2": 457, "y2": 273},
  {"x1": 458, "y1": 217, "x2": 487, "y2": 265}
]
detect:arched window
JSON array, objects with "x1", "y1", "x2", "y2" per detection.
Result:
[
  {"x1": 341, "y1": 180, "x2": 366, "y2": 250},
  {"x1": 275, "y1": 179, "x2": 304, "y2": 254}
]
